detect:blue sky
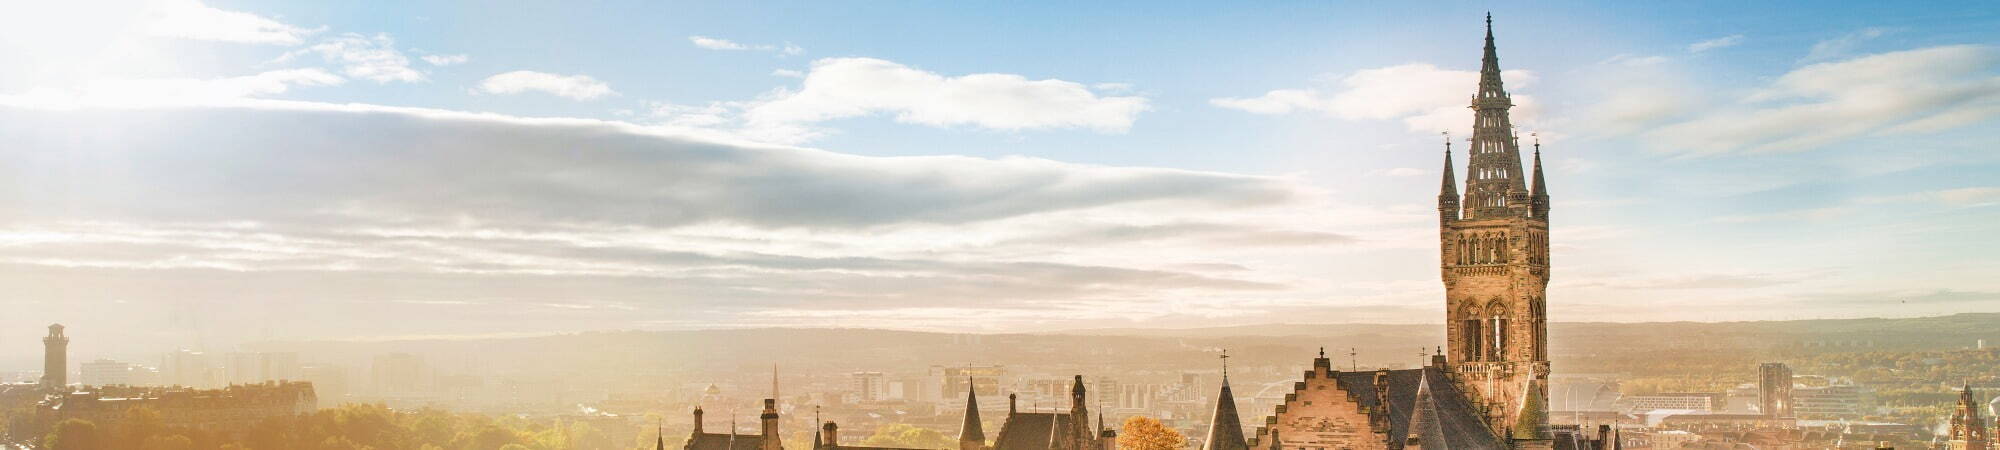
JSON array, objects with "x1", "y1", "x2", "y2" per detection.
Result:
[{"x1": 1, "y1": 0, "x2": 1997, "y2": 361}]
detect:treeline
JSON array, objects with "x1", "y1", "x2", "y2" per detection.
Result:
[{"x1": 35, "y1": 403, "x2": 647, "y2": 450}]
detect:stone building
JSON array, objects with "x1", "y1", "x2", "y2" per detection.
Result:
[
  {"x1": 1434, "y1": 12, "x2": 1551, "y2": 435},
  {"x1": 1192, "y1": 15, "x2": 1614, "y2": 450},
  {"x1": 25, "y1": 381, "x2": 317, "y2": 435},
  {"x1": 43, "y1": 323, "x2": 69, "y2": 390},
  {"x1": 975, "y1": 375, "x2": 1115, "y2": 450},
  {"x1": 1945, "y1": 384, "x2": 1990, "y2": 450}
]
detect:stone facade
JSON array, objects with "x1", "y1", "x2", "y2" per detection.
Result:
[
  {"x1": 1947, "y1": 385, "x2": 1991, "y2": 450},
  {"x1": 1436, "y1": 13, "x2": 1551, "y2": 435}
]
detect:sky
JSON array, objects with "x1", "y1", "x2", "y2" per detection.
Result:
[{"x1": 1, "y1": 0, "x2": 1998, "y2": 363}]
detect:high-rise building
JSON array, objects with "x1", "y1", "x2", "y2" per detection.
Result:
[
  {"x1": 1758, "y1": 362, "x2": 1793, "y2": 417},
  {"x1": 80, "y1": 359, "x2": 137, "y2": 387},
  {"x1": 226, "y1": 352, "x2": 301, "y2": 385},
  {"x1": 371, "y1": 353, "x2": 427, "y2": 394},
  {"x1": 1791, "y1": 383, "x2": 1864, "y2": 419},
  {"x1": 164, "y1": 349, "x2": 219, "y2": 388},
  {"x1": 1437, "y1": 11, "x2": 1551, "y2": 431},
  {"x1": 851, "y1": 371, "x2": 886, "y2": 402},
  {"x1": 43, "y1": 324, "x2": 69, "y2": 390}
]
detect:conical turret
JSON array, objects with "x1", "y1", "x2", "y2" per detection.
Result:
[
  {"x1": 1202, "y1": 377, "x2": 1248, "y2": 450},
  {"x1": 960, "y1": 378, "x2": 986, "y2": 450},
  {"x1": 1511, "y1": 380, "x2": 1550, "y2": 441}
]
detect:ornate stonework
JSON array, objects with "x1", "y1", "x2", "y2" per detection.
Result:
[{"x1": 1436, "y1": 13, "x2": 1551, "y2": 436}]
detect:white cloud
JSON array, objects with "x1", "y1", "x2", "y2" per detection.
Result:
[
  {"x1": 0, "y1": 69, "x2": 344, "y2": 108},
  {"x1": 771, "y1": 69, "x2": 805, "y2": 78},
  {"x1": 0, "y1": 101, "x2": 1334, "y2": 335},
  {"x1": 145, "y1": 0, "x2": 317, "y2": 44},
  {"x1": 689, "y1": 35, "x2": 803, "y2": 55},
  {"x1": 421, "y1": 53, "x2": 469, "y2": 66},
  {"x1": 287, "y1": 33, "x2": 426, "y2": 83},
  {"x1": 1647, "y1": 45, "x2": 2000, "y2": 156},
  {"x1": 742, "y1": 57, "x2": 1149, "y2": 138},
  {"x1": 689, "y1": 35, "x2": 751, "y2": 50},
  {"x1": 1602, "y1": 54, "x2": 1669, "y2": 66},
  {"x1": 1688, "y1": 35, "x2": 1744, "y2": 53},
  {"x1": 1803, "y1": 27, "x2": 1891, "y2": 63},
  {"x1": 477, "y1": 71, "x2": 615, "y2": 100},
  {"x1": 1210, "y1": 63, "x2": 1537, "y2": 136}
]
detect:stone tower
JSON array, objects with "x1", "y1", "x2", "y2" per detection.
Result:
[
  {"x1": 1437, "y1": 14, "x2": 1550, "y2": 434},
  {"x1": 42, "y1": 323, "x2": 68, "y2": 390},
  {"x1": 1949, "y1": 384, "x2": 1991, "y2": 450}
]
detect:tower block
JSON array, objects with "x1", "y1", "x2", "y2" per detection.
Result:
[{"x1": 1437, "y1": 14, "x2": 1551, "y2": 435}]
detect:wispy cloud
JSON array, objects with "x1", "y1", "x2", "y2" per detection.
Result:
[
  {"x1": 285, "y1": 33, "x2": 426, "y2": 83},
  {"x1": 1857, "y1": 187, "x2": 2000, "y2": 207},
  {"x1": 1647, "y1": 45, "x2": 2000, "y2": 156},
  {"x1": 1803, "y1": 27, "x2": 1891, "y2": 63},
  {"x1": 689, "y1": 35, "x2": 804, "y2": 55},
  {"x1": 145, "y1": 0, "x2": 320, "y2": 45},
  {"x1": 1211, "y1": 63, "x2": 1538, "y2": 136},
  {"x1": 1688, "y1": 34, "x2": 1744, "y2": 53},
  {"x1": 740, "y1": 57, "x2": 1150, "y2": 141},
  {"x1": 476, "y1": 71, "x2": 616, "y2": 100},
  {"x1": 420, "y1": 53, "x2": 469, "y2": 66}
]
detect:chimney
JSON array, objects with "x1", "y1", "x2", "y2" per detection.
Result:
[
  {"x1": 761, "y1": 399, "x2": 782, "y2": 450},
  {"x1": 1009, "y1": 393, "x2": 1018, "y2": 415},
  {"x1": 824, "y1": 421, "x2": 839, "y2": 447},
  {"x1": 694, "y1": 407, "x2": 705, "y2": 434}
]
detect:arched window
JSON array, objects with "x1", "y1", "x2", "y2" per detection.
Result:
[
  {"x1": 1486, "y1": 301, "x2": 1510, "y2": 361},
  {"x1": 1460, "y1": 305, "x2": 1484, "y2": 362}
]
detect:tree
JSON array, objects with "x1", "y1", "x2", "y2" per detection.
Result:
[
  {"x1": 139, "y1": 434, "x2": 196, "y2": 450},
  {"x1": 44, "y1": 419, "x2": 104, "y2": 450},
  {"x1": 1119, "y1": 416, "x2": 1185, "y2": 450},
  {"x1": 860, "y1": 423, "x2": 955, "y2": 450}
]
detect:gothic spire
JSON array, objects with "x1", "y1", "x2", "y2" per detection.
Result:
[
  {"x1": 1530, "y1": 134, "x2": 1549, "y2": 219},
  {"x1": 1478, "y1": 12, "x2": 1505, "y2": 102},
  {"x1": 1530, "y1": 135, "x2": 1546, "y2": 197},
  {"x1": 1202, "y1": 371, "x2": 1249, "y2": 450},
  {"x1": 1462, "y1": 13, "x2": 1529, "y2": 220},
  {"x1": 960, "y1": 377, "x2": 986, "y2": 444},
  {"x1": 1441, "y1": 133, "x2": 1459, "y2": 198}
]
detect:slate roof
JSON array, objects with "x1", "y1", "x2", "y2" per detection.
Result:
[
  {"x1": 992, "y1": 412, "x2": 1074, "y2": 450},
  {"x1": 1278, "y1": 366, "x2": 1502, "y2": 450},
  {"x1": 687, "y1": 433, "x2": 765, "y2": 450}
]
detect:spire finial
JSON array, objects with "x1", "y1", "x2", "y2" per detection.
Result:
[
  {"x1": 1318, "y1": 347, "x2": 1325, "y2": 358},
  {"x1": 1220, "y1": 349, "x2": 1231, "y2": 383}
]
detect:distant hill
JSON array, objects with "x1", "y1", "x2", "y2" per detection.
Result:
[{"x1": 252, "y1": 313, "x2": 2000, "y2": 381}]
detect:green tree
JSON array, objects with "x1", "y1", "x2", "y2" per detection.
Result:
[
  {"x1": 1118, "y1": 416, "x2": 1185, "y2": 450},
  {"x1": 44, "y1": 419, "x2": 105, "y2": 450},
  {"x1": 860, "y1": 424, "x2": 955, "y2": 450},
  {"x1": 139, "y1": 434, "x2": 196, "y2": 450}
]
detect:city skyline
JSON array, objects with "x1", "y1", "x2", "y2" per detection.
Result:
[{"x1": 2, "y1": 1, "x2": 1999, "y2": 360}]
